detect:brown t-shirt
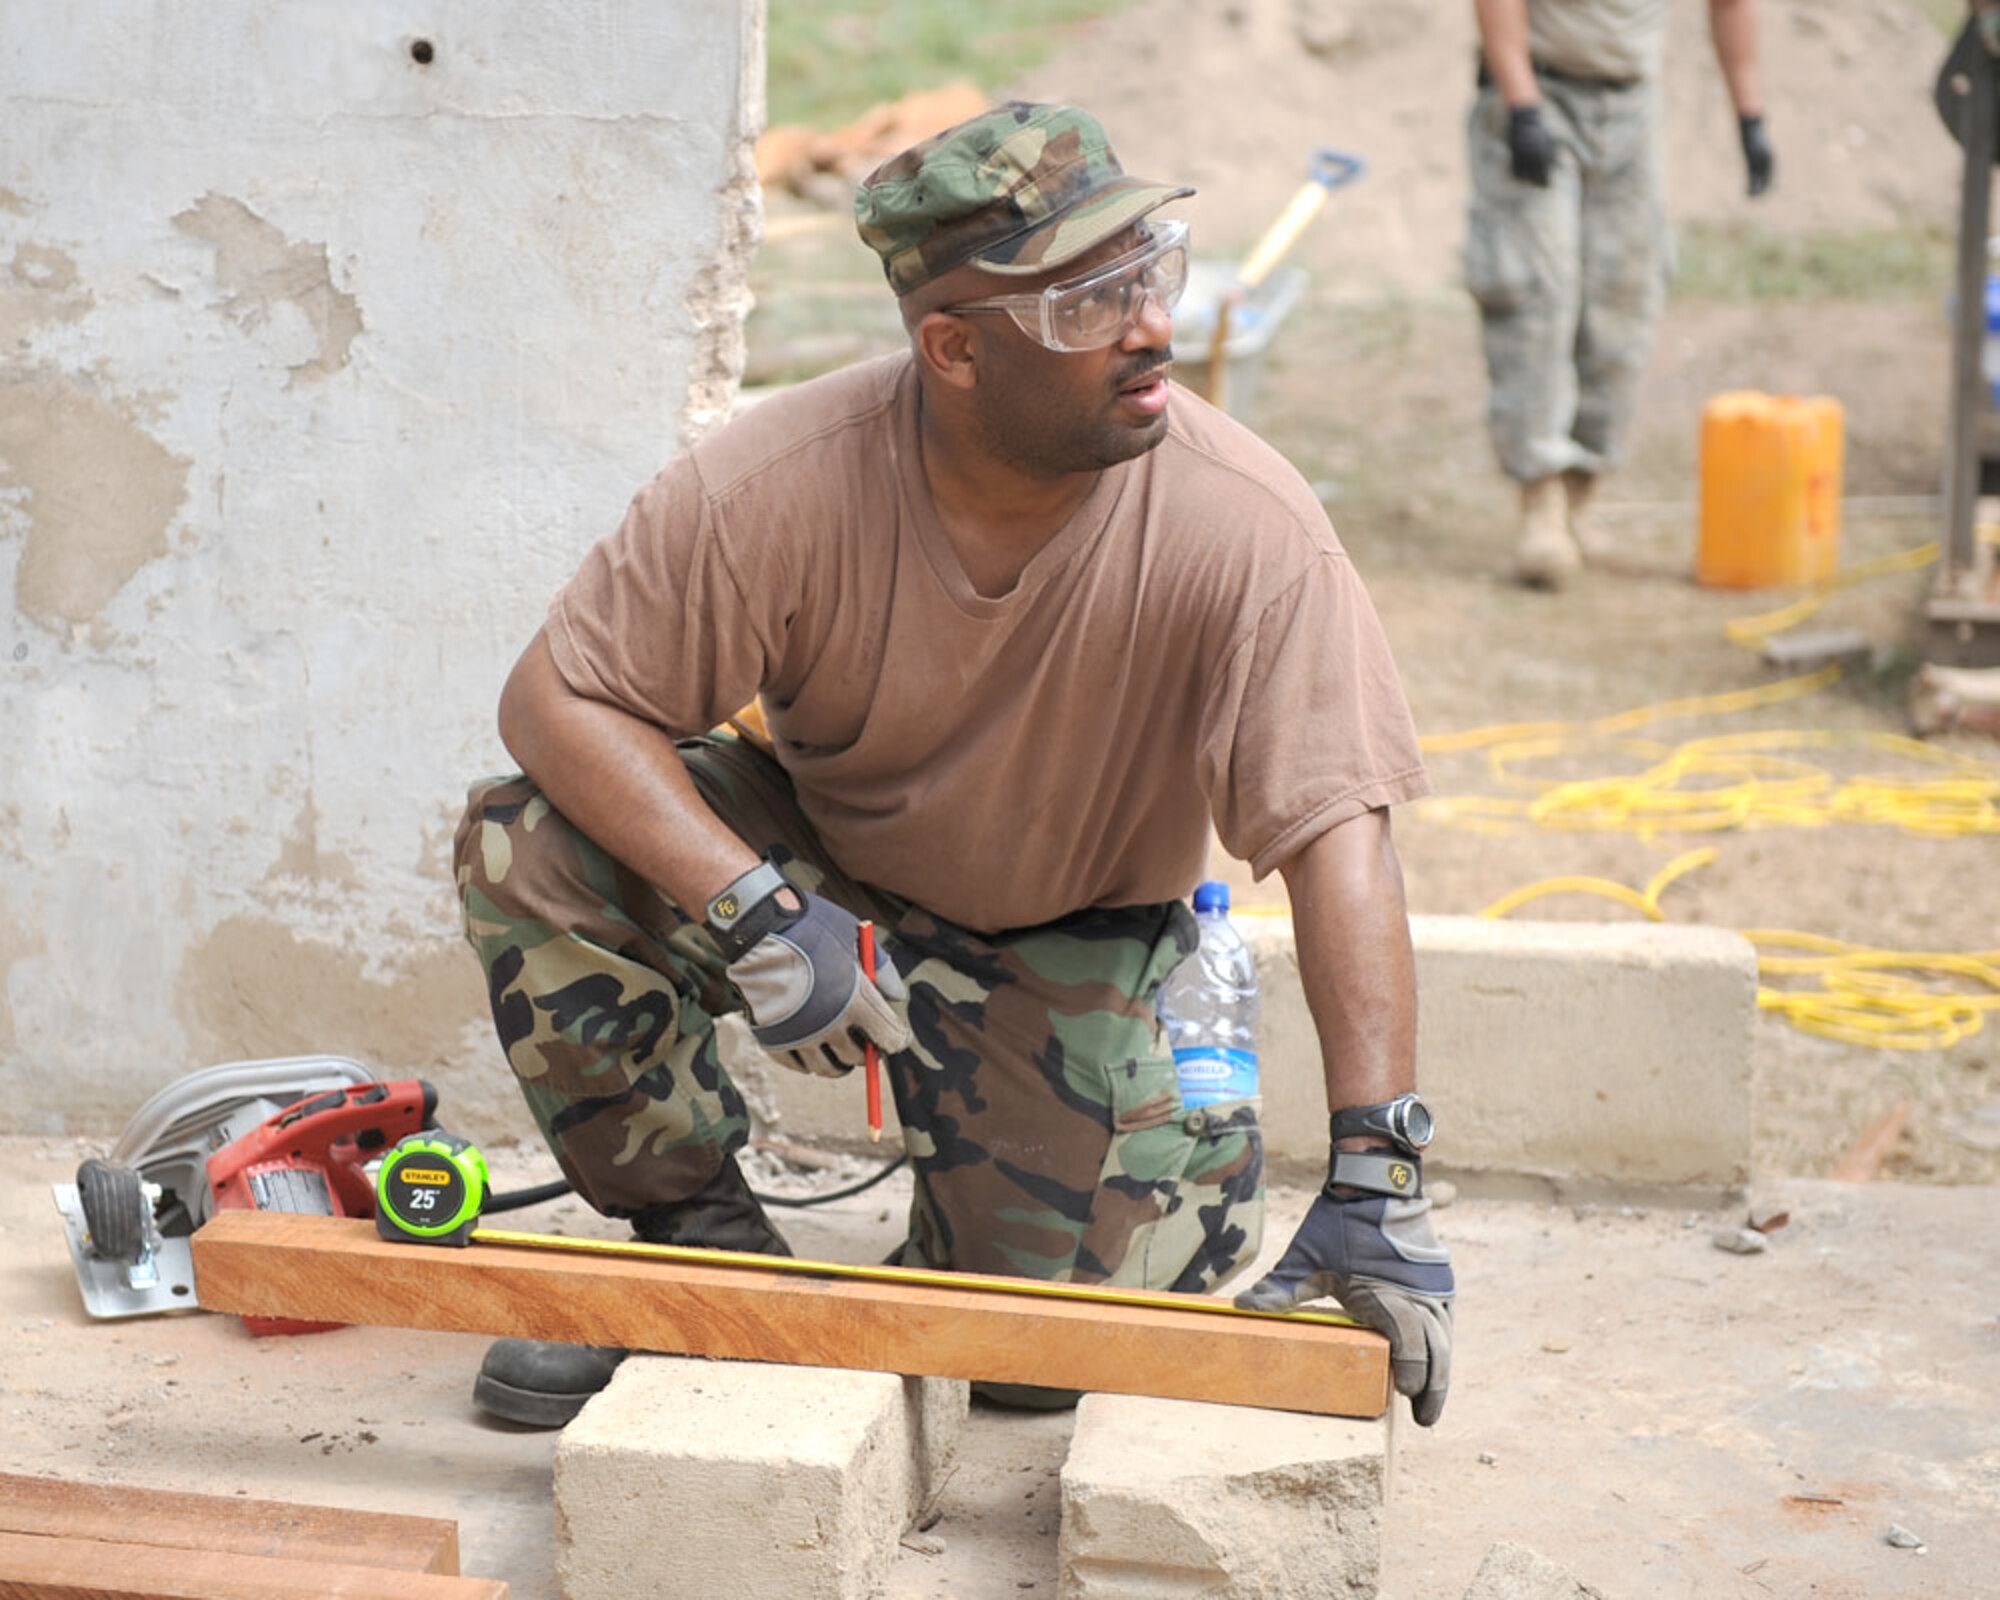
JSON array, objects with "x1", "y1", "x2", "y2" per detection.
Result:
[{"x1": 547, "y1": 353, "x2": 1427, "y2": 932}]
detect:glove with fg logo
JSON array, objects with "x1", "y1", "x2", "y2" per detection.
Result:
[
  {"x1": 702, "y1": 858, "x2": 910, "y2": 1079},
  {"x1": 1235, "y1": 1132, "x2": 1455, "y2": 1426}
]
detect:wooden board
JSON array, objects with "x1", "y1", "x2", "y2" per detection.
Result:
[
  {"x1": 0, "y1": 1474, "x2": 458, "y2": 1575},
  {"x1": 192, "y1": 1211, "x2": 1389, "y2": 1419},
  {"x1": 0, "y1": 1532, "x2": 505, "y2": 1600}
]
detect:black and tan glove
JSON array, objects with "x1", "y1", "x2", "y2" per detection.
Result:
[{"x1": 704, "y1": 859, "x2": 910, "y2": 1079}]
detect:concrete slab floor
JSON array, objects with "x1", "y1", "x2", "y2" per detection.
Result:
[{"x1": 4, "y1": 1133, "x2": 1995, "y2": 1599}]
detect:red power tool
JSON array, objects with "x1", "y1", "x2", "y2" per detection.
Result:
[
  {"x1": 206, "y1": 1079, "x2": 436, "y2": 1334},
  {"x1": 56, "y1": 1062, "x2": 439, "y2": 1334}
]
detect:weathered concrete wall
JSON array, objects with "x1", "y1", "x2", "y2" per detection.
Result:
[{"x1": 1, "y1": 2, "x2": 764, "y2": 1136}]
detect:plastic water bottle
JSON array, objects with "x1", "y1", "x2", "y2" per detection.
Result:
[{"x1": 1156, "y1": 881, "x2": 1260, "y2": 1108}]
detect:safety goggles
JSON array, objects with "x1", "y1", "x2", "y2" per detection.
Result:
[{"x1": 941, "y1": 220, "x2": 1189, "y2": 352}]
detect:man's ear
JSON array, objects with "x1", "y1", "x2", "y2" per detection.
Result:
[{"x1": 914, "y1": 311, "x2": 979, "y2": 391}]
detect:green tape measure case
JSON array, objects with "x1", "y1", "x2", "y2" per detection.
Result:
[{"x1": 375, "y1": 1132, "x2": 489, "y2": 1246}]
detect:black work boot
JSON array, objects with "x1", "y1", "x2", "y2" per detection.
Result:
[
  {"x1": 473, "y1": 1340, "x2": 629, "y2": 1428},
  {"x1": 471, "y1": 1156, "x2": 791, "y2": 1427},
  {"x1": 631, "y1": 1154, "x2": 794, "y2": 1256}
]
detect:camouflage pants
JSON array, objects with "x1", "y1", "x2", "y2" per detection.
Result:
[
  {"x1": 452, "y1": 735, "x2": 1264, "y2": 1294},
  {"x1": 1464, "y1": 76, "x2": 1671, "y2": 484}
]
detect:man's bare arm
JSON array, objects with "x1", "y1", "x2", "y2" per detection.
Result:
[
  {"x1": 1708, "y1": 0, "x2": 1764, "y2": 117},
  {"x1": 1473, "y1": 0, "x2": 1540, "y2": 106},
  {"x1": 1277, "y1": 805, "x2": 1418, "y2": 1126},
  {"x1": 497, "y1": 628, "x2": 759, "y2": 913},
  {"x1": 1239, "y1": 805, "x2": 1452, "y2": 1426}
]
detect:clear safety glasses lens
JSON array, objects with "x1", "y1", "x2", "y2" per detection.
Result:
[{"x1": 1020, "y1": 221, "x2": 1190, "y2": 352}]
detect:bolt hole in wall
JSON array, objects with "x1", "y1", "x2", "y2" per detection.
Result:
[{"x1": 409, "y1": 37, "x2": 434, "y2": 65}]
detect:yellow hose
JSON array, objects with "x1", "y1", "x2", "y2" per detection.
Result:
[
  {"x1": 1478, "y1": 858, "x2": 2000, "y2": 1052},
  {"x1": 1434, "y1": 545, "x2": 1998, "y2": 1049}
]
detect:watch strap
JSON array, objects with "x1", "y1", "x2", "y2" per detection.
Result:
[
  {"x1": 1327, "y1": 1149, "x2": 1424, "y2": 1200},
  {"x1": 703, "y1": 860, "x2": 795, "y2": 964},
  {"x1": 1329, "y1": 1102, "x2": 1396, "y2": 1146}
]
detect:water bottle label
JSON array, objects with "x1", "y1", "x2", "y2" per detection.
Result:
[{"x1": 1172, "y1": 1046, "x2": 1258, "y2": 1108}]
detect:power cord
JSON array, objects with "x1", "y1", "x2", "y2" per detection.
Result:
[{"x1": 484, "y1": 1156, "x2": 909, "y2": 1215}]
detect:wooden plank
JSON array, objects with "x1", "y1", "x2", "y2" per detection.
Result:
[
  {"x1": 0, "y1": 1531, "x2": 504, "y2": 1600},
  {"x1": 0, "y1": 1475, "x2": 458, "y2": 1576},
  {"x1": 192, "y1": 1211, "x2": 1389, "y2": 1419}
]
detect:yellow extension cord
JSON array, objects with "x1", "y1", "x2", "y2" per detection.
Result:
[{"x1": 1422, "y1": 543, "x2": 2000, "y2": 1050}]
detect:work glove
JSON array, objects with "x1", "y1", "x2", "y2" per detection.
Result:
[
  {"x1": 1506, "y1": 104, "x2": 1555, "y2": 187},
  {"x1": 726, "y1": 891, "x2": 911, "y2": 1079},
  {"x1": 1235, "y1": 1189, "x2": 1455, "y2": 1426},
  {"x1": 1739, "y1": 114, "x2": 1774, "y2": 198}
]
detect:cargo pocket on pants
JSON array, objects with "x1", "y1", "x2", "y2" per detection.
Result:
[
  {"x1": 1089, "y1": 1051, "x2": 1266, "y2": 1292},
  {"x1": 1465, "y1": 204, "x2": 1536, "y2": 317},
  {"x1": 1161, "y1": 1094, "x2": 1266, "y2": 1294}
]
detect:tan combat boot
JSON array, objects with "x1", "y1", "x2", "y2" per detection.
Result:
[
  {"x1": 1513, "y1": 475, "x2": 1582, "y2": 589},
  {"x1": 1562, "y1": 468, "x2": 1597, "y2": 550}
]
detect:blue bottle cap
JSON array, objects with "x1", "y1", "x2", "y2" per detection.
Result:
[{"x1": 1191, "y1": 880, "x2": 1230, "y2": 914}]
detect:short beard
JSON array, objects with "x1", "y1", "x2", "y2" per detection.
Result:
[{"x1": 975, "y1": 349, "x2": 1175, "y2": 478}]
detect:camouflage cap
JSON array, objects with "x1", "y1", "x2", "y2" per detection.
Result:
[{"x1": 853, "y1": 101, "x2": 1194, "y2": 297}]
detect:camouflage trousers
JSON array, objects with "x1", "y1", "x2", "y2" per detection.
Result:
[
  {"x1": 452, "y1": 735, "x2": 1265, "y2": 1294},
  {"x1": 1464, "y1": 76, "x2": 1672, "y2": 485}
]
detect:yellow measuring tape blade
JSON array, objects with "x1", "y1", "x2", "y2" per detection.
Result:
[{"x1": 470, "y1": 1227, "x2": 1360, "y2": 1329}]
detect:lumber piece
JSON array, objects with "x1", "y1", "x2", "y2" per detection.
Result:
[
  {"x1": 0, "y1": 1474, "x2": 458, "y2": 1575},
  {"x1": 0, "y1": 1531, "x2": 505, "y2": 1600},
  {"x1": 192, "y1": 1211, "x2": 1390, "y2": 1419}
]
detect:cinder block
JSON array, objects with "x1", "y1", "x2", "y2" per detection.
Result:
[
  {"x1": 1058, "y1": 1393, "x2": 1384, "y2": 1599},
  {"x1": 554, "y1": 1356, "x2": 967, "y2": 1600},
  {"x1": 1249, "y1": 916, "x2": 1757, "y2": 1194},
  {"x1": 1461, "y1": 1539, "x2": 1610, "y2": 1600}
]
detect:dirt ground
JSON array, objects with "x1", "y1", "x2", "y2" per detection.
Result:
[{"x1": 7, "y1": 1137, "x2": 1996, "y2": 1600}]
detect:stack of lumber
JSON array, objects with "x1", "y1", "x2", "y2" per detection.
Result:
[{"x1": 0, "y1": 1473, "x2": 506, "y2": 1599}]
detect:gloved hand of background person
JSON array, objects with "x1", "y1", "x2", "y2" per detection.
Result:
[
  {"x1": 1739, "y1": 114, "x2": 1774, "y2": 197},
  {"x1": 726, "y1": 891, "x2": 910, "y2": 1078},
  {"x1": 1235, "y1": 1188, "x2": 1455, "y2": 1426},
  {"x1": 1506, "y1": 104, "x2": 1555, "y2": 187}
]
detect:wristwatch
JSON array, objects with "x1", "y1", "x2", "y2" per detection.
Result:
[
  {"x1": 702, "y1": 859, "x2": 795, "y2": 963},
  {"x1": 1329, "y1": 1092, "x2": 1435, "y2": 1156},
  {"x1": 1325, "y1": 1093, "x2": 1435, "y2": 1200}
]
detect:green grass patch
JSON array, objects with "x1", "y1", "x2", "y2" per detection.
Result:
[
  {"x1": 1672, "y1": 222, "x2": 1953, "y2": 303},
  {"x1": 1910, "y1": 0, "x2": 1963, "y2": 38},
  {"x1": 767, "y1": 1, "x2": 1126, "y2": 128}
]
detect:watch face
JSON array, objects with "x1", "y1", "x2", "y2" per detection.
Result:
[{"x1": 1399, "y1": 1096, "x2": 1435, "y2": 1150}]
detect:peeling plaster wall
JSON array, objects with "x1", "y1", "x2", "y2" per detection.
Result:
[{"x1": 0, "y1": 2, "x2": 766, "y2": 1137}]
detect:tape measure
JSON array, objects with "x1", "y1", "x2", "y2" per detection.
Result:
[{"x1": 374, "y1": 1132, "x2": 489, "y2": 1246}]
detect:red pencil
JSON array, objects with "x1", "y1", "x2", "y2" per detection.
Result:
[{"x1": 858, "y1": 919, "x2": 882, "y2": 1142}]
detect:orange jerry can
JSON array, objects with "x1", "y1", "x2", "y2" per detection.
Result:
[{"x1": 1695, "y1": 392, "x2": 1844, "y2": 589}]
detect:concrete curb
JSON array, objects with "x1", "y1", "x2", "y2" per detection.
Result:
[{"x1": 735, "y1": 916, "x2": 1760, "y2": 1199}]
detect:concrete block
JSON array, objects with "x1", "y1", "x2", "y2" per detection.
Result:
[
  {"x1": 554, "y1": 1356, "x2": 967, "y2": 1600},
  {"x1": 1249, "y1": 915, "x2": 1758, "y2": 1196},
  {"x1": 1058, "y1": 1393, "x2": 1384, "y2": 1599},
  {"x1": 1462, "y1": 1539, "x2": 1610, "y2": 1600}
]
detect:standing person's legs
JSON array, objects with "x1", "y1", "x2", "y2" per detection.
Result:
[
  {"x1": 1571, "y1": 81, "x2": 1671, "y2": 528},
  {"x1": 1465, "y1": 83, "x2": 1590, "y2": 586},
  {"x1": 1465, "y1": 85, "x2": 1589, "y2": 486}
]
